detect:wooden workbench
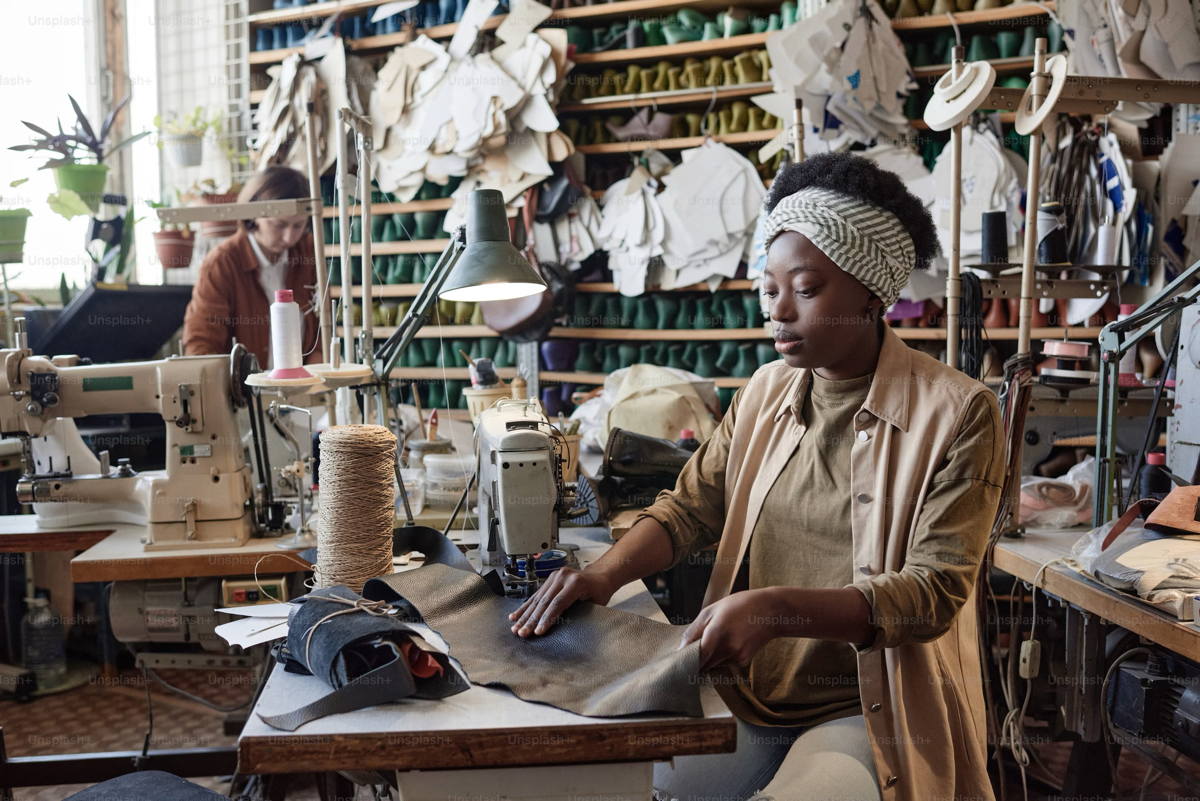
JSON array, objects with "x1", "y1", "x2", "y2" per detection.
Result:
[
  {"x1": 0, "y1": 515, "x2": 310, "y2": 583},
  {"x1": 992, "y1": 526, "x2": 1200, "y2": 660},
  {"x1": 238, "y1": 526, "x2": 736, "y2": 781}
]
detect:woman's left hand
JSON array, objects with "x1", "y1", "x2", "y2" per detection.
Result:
[{"x1": 680, "y1": 589, "x2": 786, "y2": 670}]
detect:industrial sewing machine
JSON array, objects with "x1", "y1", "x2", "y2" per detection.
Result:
[
  {"x1": 0, "y1": 328, "x2": 265, "y2": 550},
  {"x1": 475, "y1": 398, "x2": 578, "y2": 596}
]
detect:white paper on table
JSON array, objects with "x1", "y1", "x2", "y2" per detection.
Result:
[
  {"x1": 215, "y1": 617, "x2": 289, "y2": 649},
  {"x1": 216, "y1": 603, "x2": 293, "y2": 618}
]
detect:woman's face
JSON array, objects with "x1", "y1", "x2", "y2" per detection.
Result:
[
  {"x1": 252, "y1": 213, "x2": 308, "y2": 254},
  {"x1": 763, "y1": 231, "x2": 881, "y2": 371}
]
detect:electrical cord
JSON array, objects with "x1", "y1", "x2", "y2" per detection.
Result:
[
  {"x1": 144, "y1": 666, "x2": 258, "y2": 714},
  {"x1": 1100, "y1": 646, "x2": 1152, "y2": 792},
  {"x1": 1123, "y1": 322, "x2": 1181, "y2": 510},
  {"x1": 959, "y1": 272, "x2": 984, "y2": 380}
]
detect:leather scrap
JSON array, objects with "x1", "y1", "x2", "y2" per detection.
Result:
[{"x1": 364, "y1": 562, "x2": 704, "y2": 718}]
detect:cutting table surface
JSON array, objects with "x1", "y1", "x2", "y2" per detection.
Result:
[
  {"x1": 992, "y1": 526, "x2": 1200, "y2": 661},
  {"x1": 238, "y1": 525, "x2": 736, "y2": 774}
]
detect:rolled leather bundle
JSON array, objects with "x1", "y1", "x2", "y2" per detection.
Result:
[{"x1": 259, "y1": 585, "x2": 468, "y2": 731}]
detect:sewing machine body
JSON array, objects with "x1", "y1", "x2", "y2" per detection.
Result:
[
  {"x1": 476, "y1": 399, "x2": 560, "y2": 594},
  {"x1": 0, "y1": 347, "x2": 254, "y2": 550}
]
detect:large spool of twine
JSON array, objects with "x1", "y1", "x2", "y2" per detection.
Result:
[{"x1": 317, "y1": 425, "x2": 397, "y2": 591}]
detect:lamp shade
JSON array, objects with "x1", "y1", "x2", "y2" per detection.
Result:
[{"x1": 439, "y1": 189, "x2": 548, "y2": 302}]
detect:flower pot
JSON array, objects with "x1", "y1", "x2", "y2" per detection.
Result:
[
  {"x1": 54, "y1": 163, "x2": 109, "y2": 213},
  {"x1": 198, "y1": 191, "x2": 239, "y2": 238},
  {"x1": 153, "y1": 229, "x2": 195, "y2": 269},
  {"x1": 164, "y1": 133, "x2": 204, "y2": 168},
  {"x1": 0, "y1": 209, "x2": 32, "y2": 262}
]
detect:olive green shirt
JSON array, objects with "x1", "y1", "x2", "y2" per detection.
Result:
[
  {"x1": 740, "y1": 370, "x2": 871, "y2": 726},
  {"x1": 639, "y1": 359, "x2": 1000, "y2": 727}
]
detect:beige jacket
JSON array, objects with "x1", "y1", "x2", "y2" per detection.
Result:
[{"x1": 656, "y1": 326, "x2": 1003, "y2": 801}]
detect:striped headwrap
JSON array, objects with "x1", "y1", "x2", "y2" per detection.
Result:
[{"x1": 762, "y1": 187, "x2": 916, "y2": 307}]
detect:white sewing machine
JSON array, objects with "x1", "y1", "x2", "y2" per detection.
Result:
[
  {"x1": 475, "y1": 398, "x2": 573, "y2": 595},
  {"x1": 0, "y1": 338, "x2": 256, "y2": 550}
]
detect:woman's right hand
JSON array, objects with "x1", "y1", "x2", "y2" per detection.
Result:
[{"x1": 508, "y1": 567, "x2": 618, "y2": 638}]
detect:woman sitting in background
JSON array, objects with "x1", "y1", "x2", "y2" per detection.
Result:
[{"x1": 182, "y1": 165, "x2": 318, "y2": 368}]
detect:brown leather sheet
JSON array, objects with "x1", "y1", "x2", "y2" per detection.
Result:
[{"x1": 364, "y1": 563, "x2": 704, "y2": 718}]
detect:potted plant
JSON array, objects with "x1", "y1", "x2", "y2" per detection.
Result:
[
  {"x1": 154, "y1": 107, "x2": 219, "y2": 168},
  {"x1": 0, "y1": 205, "x2": 31, "y2": 263},
  {"x1": 147, "y1": 199, "x2": 195, "y2": 269},
  {"x1": 8, "y1": 95, "x2": 148, "y2": 216},
  {"x1": 182, "y1": 177, "x2": 244, "y2": 239}
]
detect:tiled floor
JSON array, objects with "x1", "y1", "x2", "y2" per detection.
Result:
[
  {"x1": 3, "y1": 665, "x2": 1192, "y2": 800},
  {"x1": 2, "y1": 667, "x2": 247, "y2": 800}
]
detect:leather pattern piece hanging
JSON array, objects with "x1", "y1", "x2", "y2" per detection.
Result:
[{"x1": 364, "y1": 562, "x2": 704, "y2": 718}]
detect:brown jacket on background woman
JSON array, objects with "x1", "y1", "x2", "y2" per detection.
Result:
[{"x1": 182, "y1": 167, "x2": 320, "y2": 368}]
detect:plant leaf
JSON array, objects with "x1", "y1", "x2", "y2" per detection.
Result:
[
  {"x1": 115, "y1": 206, "x2": 136, "y2": 277},
  {"x1": 9, "y1": 178, "x2": 28, "y2": 187},
  {"x1": 21, "y1": 121, "x2": 53, "y2": 138},
  {"x1": 106, "y1": 131, "x2": 151, "y2": 156},
  {"x1": 99, "y1": 96, "x2": 132, "y2": 143},
  {"x1": 47, "y1": 189, "x2": 91, "y2": 220},
  {"x1": 68, "y1": 94, "x2": 96, "y2": 142}
]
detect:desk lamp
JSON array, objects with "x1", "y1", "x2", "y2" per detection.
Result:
[{"x1": 373, "y1": 188, "x2": 546, "y2": 380}]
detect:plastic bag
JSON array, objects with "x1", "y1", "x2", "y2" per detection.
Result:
[{"x1": 1020, "y1": 455, "x2": 1095, "y2": 528}]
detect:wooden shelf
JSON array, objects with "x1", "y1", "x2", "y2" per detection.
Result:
[
  {"x1": 246, "y1": 0, "x2": 773, "y2": 67},
  {"x1": 246, "y1": 0, "x2": 1054, "y2": 69},
  {"x1": 332, "y1": 284, "x2": 425, "y2": 298},
  {"x1": 332, "y1": 279, "x2": 755, "y2": 298},
  {"x1": 910, "y1": 111, "x2": 1016, "y2": 129},
  {"x1": 549, "y1": 326, "x2": 769, "y2": 341},
  {"x1": 913, "y1": 55, "x2": 1035, "y2": 79},
  {"x1": 573, "y1": 32, "x2": 769, "y2": 66},
  {"x1": 559, "y1": 83, "x2": 772, "y2": 114},
  {"x1": 249, "y1": 30, "x2": 414, "y2": 66},
  {"x1": 542, "y1": 370, "x2": 750, "y2": 387},
  {"x1": 576, "y1": 129, "x2": 779, "y2": 154},
  {"x1": 389, "y1": 367, "x2": 518, "y2": 380},
  {"x1": 248, "y1": 0, "x2": 1052, "y2": 30},
  {"x1": 329, "y1": 239, "x2": 451, "y2": 255},
  {"x1": 321, "y1": 197, "x2": 453, "y2": 217},
  {"x1": 337, "y1": 325, "x2": 497, "y2": 338},
  {"x1": 250, "y1": 45, "x2": 305, "y2": 65},
  {"x1": 546, "y1": 325, "x2": 1102, "y2": 341},
  {"x1": 891, "y1": 1, "x2": 1054, "y2": 30},
  {"x1": 576, "y1": 279, "x2": 755, "y2": 293},
  {"x1": 890, "y1": 325, "x2": 1102, "y2": 341},
  {"x1": 550, "y1": 0, "x2": 784, "y2": 22},
  {"x1": 249, "y1": 0, "x2": 390, "y2": 26}
]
